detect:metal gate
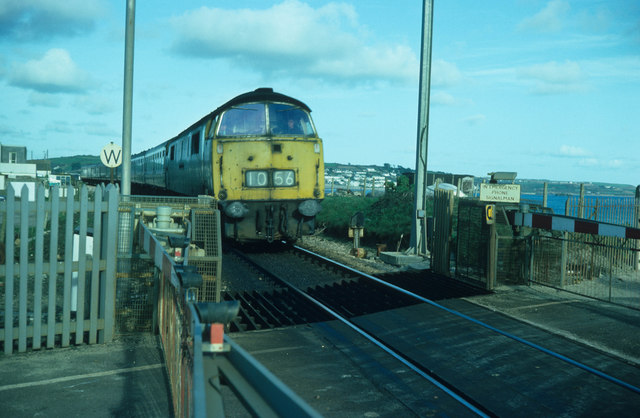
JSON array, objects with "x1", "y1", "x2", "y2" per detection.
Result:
[{"x1": 431, "y1": 189, "x2": 454, "y2": 275}]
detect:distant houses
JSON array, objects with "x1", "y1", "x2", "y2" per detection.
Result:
[
  {"x1": 0, "y1": 143, "x2": 72, "y2": 200},
  {"x1": 324, "y1": 163, "x2": 474, "y2": 196}
]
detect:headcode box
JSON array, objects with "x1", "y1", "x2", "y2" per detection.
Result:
[{"x1": 479, "y1": 183, "x2": 521, "y2": 203}]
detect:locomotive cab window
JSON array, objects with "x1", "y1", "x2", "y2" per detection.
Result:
[
  {"x1": 217, "y1": 103, "x2": 267, "y2": 137},
  {"x1": 216, "y1": 102, "x2": 316, "y2": 138},
  {"x1": 269, "y1": 103, "x2": 316, "y2": 137}
]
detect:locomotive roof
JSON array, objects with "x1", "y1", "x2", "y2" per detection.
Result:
[
  {"x1": 165, "y1": 88, "x2": 311, "y2": 145},
  {"x1": 212, "y1": 87, "x2": 311, "y2": 116}
]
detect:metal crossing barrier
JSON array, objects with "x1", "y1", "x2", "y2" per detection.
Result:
[
  {"x1": 510, "y1": 211, "x2": 640, "y2": 240},
  {"x1": 509, "y1": 210, "x2": 640, "y2": 308},
  {"x1": 138, "y1": 216, "x2": 320, "y2": 417}
]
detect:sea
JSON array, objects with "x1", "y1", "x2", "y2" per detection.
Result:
[
  {"x1": 520, "y1": 194, "x2": 569, "y2": 216},
  {"x1": 325, "y1": 187, "x2": 637, "y2": 227},
  {"x1": 521, "y1": 193, "x2": 636, "y2": 226}
]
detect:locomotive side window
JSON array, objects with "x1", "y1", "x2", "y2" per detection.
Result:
[
  {"x1": 191, "y1": 131, "x2": 200, "y2": 155},
  {"x1": 218, "y1": 103, "x2": 266, "y2": 137},
  {"x1": 169, "y1": 145, "x2": 175, "y2": 160}
]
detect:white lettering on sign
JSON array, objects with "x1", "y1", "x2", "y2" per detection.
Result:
[
  {"x1": 100, "y1": 143, "x2": 123, "y2": 168},
  {"x1": 479, "y1": 183, "x2": 521, "y2": 203}
]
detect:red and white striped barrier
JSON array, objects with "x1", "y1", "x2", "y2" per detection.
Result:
[{"x1": 511, "y1": 212, "x2": 640, "y2": 239}]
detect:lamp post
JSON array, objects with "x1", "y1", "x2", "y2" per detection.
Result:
[
  {"x1": 411, "y1": 0, "x2": 434, "y2": 256},
  {"x1": 121, "y1": 0, "x2": 136, "y2": 195}
]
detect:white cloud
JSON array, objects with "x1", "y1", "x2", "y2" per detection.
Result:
[
  {"x1": 10, "y1": 48, "x2": 91, "y2": 94},
  {"x1": 463, "y1": 114, "x2": 486, "y2": 125},
  {"x1": 559, "y1": 145, "x2": 590, "y2": 157},
  {"x1": 576, "y1": 158, "x2": 599, "y2": 167},
  {"x1": 169, "y1": 0, "x2": 417, "y2": 84},
  {"x1": 431, "y1": 91, "x2": 456, "y2": 105},
  {"x1": 518, "y1": 60, "x2": 586, "y2": 94},
  {"x1": 0, "y1": 0, "x2": 106, "y2": 41},
  {"x1": 545, "y1": 146, "x2": 630, "y2": 173},
  {"x1": 518, "y1": 0, "x2": 570, "y2": 33},
  {"x1": 432, "y1": 59, "x2": 463, "y2": 87}
]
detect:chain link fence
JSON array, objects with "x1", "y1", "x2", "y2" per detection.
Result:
[{"x1": 115, "y1": 195, "x2": 221, "y2": 335}]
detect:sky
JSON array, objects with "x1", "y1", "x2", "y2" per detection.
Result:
[{"x1": 0, "y1": 0, "x2": 639, "y2": 185}]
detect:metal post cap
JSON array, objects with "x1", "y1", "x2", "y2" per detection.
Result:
[{"x1": 195, "y1": 301, "x2": 241, "y2": 324}]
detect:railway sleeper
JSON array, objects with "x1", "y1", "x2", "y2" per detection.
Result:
[
  {"x1": 248, "y1": 291, "x2": 295, "y2": 327},
  {"x1": 230, "y1": 293, "x2": 263, "y2": 331},
  {"x1": 252, "y1": 290, "x2": 297, "y2": 326}
]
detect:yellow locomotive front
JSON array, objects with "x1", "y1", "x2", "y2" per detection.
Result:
[{"x1": 209, "y1": 88, "x2": 324, "y2": 242}]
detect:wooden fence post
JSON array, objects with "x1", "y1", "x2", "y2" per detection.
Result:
[
  {"x1": 3, "y1": 185, "x2": 15, "y2": 354},
  {"x1": 62, "y1": 185, "x2": 74, "y2": 347},
  {"x1": 635, "y1": 186, "x2": 640, "y2": 271},
  {"x1": 46, "y1": 186, "x2": 60, "y2": 349},
  {"x1": 578, "y1": 183, "x2": 585, "y2": 218},
  {"x1": 33, "y1": 185, "x2": 45, "y2": 350},
  {"x1": 100, "y1": 184, "x2": 119, "y2": 343}
]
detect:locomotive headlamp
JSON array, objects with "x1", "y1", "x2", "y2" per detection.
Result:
[
  {"x1": 298, "y1": 200, "x2": 322, "y2": 217},
  {"x1": 218, "y1": 189, "x2": 227, "y2": 200},
  {"x1": 224, "y1": 202, "x2": 249, "y2": 219},
  {"x1": 217, "y1": 143, "x2": 223, "y2": 154},
  {"x1": 314, "y1": 143, "x2": 320, "y2": 153}
]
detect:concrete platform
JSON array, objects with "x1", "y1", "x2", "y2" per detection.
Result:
[
  {"x1": 2, "y1": 285, "x2": 639, "y2": 417},
  {"x1": 231, "y1": 285, "x2": 640, "y2": 417},
  {"x1": 379, "y1": 251, "x2": 424, "y2": 266},
  {"x1": 459, "y1": 284, "x2": 640, "y2": 365},
  {"x1": 0, "y1": 334, "x2": 172, "y2": 418},
  {"x1": 226, "y1": 323, "x2": 475, "y2": 417}
]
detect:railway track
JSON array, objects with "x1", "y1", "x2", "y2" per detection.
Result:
[
  {"x1": 221, "y1": 243, "x2": 483, "y2": 332},
  {"x1": 221, "y1": 243, "x2": 640, "y2": 416}
]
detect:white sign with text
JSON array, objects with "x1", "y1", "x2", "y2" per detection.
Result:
[{"x1": 479, "y1": 183, "x2": 521, "y2": 203}]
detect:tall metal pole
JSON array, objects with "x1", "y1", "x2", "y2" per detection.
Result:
[
  {"x1": 121, "y1": 0, "x2": 136, "y2": 195},
  {"x1": 411, "y1": 0, "x2": 434, "y2": 256}
]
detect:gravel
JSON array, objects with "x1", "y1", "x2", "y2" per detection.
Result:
[{"x1": 296, "y1": 234, "x2": 401, "y2": 275}]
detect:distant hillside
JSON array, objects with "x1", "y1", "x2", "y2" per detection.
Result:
[
  {"x1": 43, "y1": 156, "x2": 637, "y2": 197},
  {"x1": 45, "y1": 155, "x2": 100, "y2": 174}
]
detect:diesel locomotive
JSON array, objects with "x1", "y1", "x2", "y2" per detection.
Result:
[{"x1": 83, "y1": 88, "x2": 324, "y2": 242}]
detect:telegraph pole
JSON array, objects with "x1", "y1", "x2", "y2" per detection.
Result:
[
  {"x1": 411, "y1": 0, "x2": 434, "y2": 255},
  {"x1": 121, "y1": 0, "x2": 136, "y2": 195}
]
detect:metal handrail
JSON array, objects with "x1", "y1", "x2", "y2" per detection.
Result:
[{"x1": 139, "y1": 220, "x2": 320, "y2": 417}]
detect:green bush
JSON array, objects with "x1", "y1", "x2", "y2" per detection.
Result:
[
  {"x1": 316, "y1": 195, "x2": 375, "y2": 238},
  {"x1": 317, "y1": 178, "x2": 423, "y2": 250}
]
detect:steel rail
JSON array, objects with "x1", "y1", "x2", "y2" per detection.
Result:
[
  {"x1": 293, "y1": 245, "x2": 640, "y2": 396},
  {"x1": 233, "y1": 247, "x2": 493, "y2": 417}
]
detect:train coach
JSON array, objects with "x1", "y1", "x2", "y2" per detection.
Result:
[{"x1": 83, "y1": 88, "x2": 324, "y2": 242}]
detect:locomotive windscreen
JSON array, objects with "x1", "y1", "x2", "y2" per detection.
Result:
[{"x1": 217, "y1": 102, "x2": 316, "y2": 137}]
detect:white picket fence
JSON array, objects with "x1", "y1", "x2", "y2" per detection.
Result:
[{"x1": 1, "y1": 183, "x2": 119, "y2": 354}]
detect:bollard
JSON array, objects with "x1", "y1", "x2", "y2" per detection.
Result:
[
  {"x1": 196, "y1": 301, "x2": 241, "y2": 353},
  {"x1": 349, "y1": 211, "x2": 365, "y2": 257},
  {"x1": 154, "y1": 206, "x2": 173, "y2": 230}
]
